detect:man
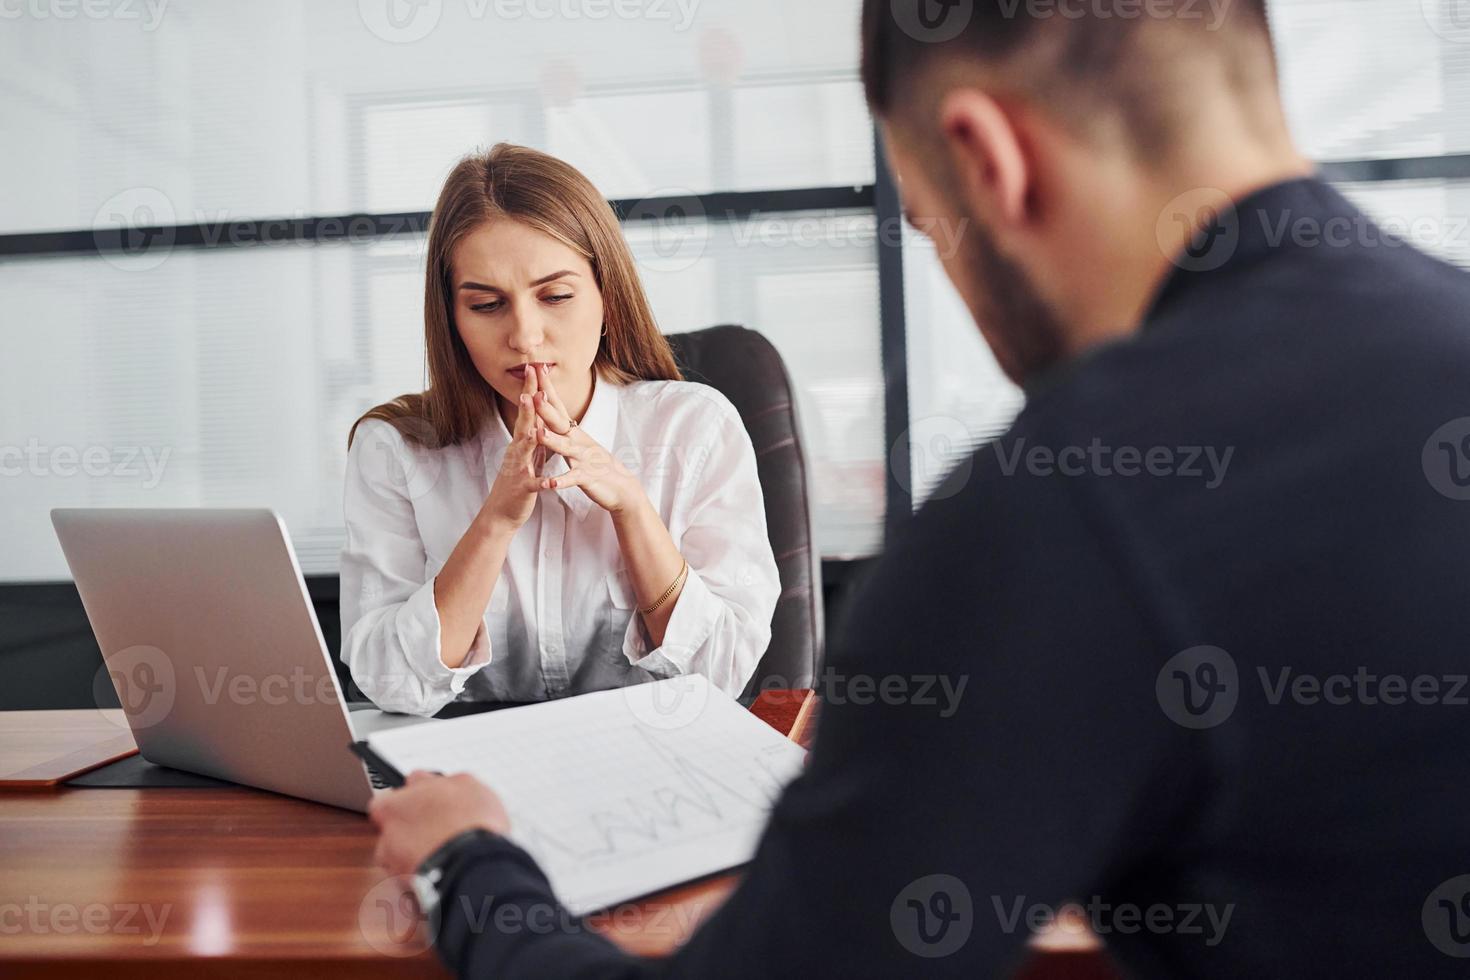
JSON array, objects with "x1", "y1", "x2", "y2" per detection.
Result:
[{"x1": 368, "y1": 2, "x2": 1470, "y2": 975}]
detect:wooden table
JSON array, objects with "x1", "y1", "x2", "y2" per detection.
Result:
[
  {"x1": 0, "y1": 709, "x2": 138, "y2": 786},
  {"x1": 0, "y1": 693, "x2": 1114, "y2": 978}
]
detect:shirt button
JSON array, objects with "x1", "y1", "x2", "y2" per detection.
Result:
[
  {"x1": 544, "y1": 549, "x2": 554, "y2": 559},
  {"x1": 546, "y1": 643, "x2": 560, "y2": 654}
]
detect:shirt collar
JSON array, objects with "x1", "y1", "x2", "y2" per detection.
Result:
[
  {"x1": 484, "y1": 370, "x2": 620, "y2": 521},
  {"x1": 1139, "y1": 172, "x2": 1341, "y2": 327},
  {"x1": 1020, "y1": 173, "x2": 1343, "y2": 401}
]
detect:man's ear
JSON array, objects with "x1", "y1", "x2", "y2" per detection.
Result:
[{"x1": 936, "y1": 88, "x2": 1031, "y2": 229}]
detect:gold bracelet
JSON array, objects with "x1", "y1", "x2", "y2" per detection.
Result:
[{"x1": 640, "y1": 559, "x2": 689, "y2": 615}]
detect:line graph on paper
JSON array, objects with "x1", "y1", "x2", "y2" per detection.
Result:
[
  {"x1": 367, "y1": 677, "x2": 808, "y2": 914},
  {"x1": 512, "y1": 726, "x2": 797, "y2": 862}
]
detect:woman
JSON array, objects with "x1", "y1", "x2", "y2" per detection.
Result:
[{"x1": 340, "y1": 143, "x2": 781, "y2": 717}]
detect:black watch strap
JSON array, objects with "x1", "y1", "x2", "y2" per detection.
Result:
[{"x1": 417, "y1": 827, "x2": 499, "y2": 892}]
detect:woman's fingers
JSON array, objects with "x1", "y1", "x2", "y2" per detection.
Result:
[
  {"x1": 529, "y1": 433, "x2": 549, "y2": 478},
  {"x1": 536, "y1": 424, "x2": 579, "y2": 459},
  {"x1": 533, "y1": 392, "x2": 573, "y2": 435},
  {"x1": 513, "y1": 393, "x2": 534, "y2": 441},
  {"x1": 532, "y1": 364, "x2": 575, "y2": 433},
  {"x1": 520, "y1": 359, "x2": 540, "y2": 419},
  {"x1": 521, "y1": 422, "x2": 546, "y2": 474},
  {"x1": 536, "y1": 363, "x2": 571, "y2": 418},
  {"x1": 511, "y1": 360, "x2": 544, "y2": 441},
  {"x1": 538, "y1": 466, "x2": 586, "y2": 492}
]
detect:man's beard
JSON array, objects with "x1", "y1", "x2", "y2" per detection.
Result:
[{"x1": 957, "y1": 216, "x2": 1069, "y2": 386}]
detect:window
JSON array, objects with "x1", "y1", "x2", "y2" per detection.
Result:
[
  {"x1": 1268, "y1": 1, "x2": 1470, "y2": 274},
  {"x1": 8, "y1": 1, "x2": 1465, "y2": 579},
  {"x1": 1270, "y1": 0, "x2": 1470, "y2": 162},
  {"x1": 0, "y1": 0, "x2": 884, "y2": 582},
  {"x1": 899, "y1": 0, "x2": 1470, "y2": 510}
]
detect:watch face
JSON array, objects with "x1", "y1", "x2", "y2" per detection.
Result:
[{"x1": 411, "y1": 872, "x2": 441, "y2": 918}]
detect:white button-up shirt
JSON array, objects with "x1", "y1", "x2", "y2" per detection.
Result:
[{"x1": 339, "y1": 375, "x2": 781, "y2": 716}]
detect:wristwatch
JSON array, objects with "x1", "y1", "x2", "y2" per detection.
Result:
[{"x1": 411, "y1": 827, "x2": 498, "y2": 918}]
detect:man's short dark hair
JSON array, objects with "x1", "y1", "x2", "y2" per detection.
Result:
[{"x1": 862, "y1": 0, "x2": 1273, "y2": 152}]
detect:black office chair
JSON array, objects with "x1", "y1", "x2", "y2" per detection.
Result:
[{"x1": 664, "y1": 325, "x2": 825, "y2": 699}]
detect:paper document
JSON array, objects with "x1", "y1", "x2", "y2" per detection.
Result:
[{"x1": 366, "y1": 675, "x2": 807, "y2": 914}]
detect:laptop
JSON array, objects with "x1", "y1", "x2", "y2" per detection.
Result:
[{"x1": 50, "y1": 507, "x2": 435, "y2": 812}]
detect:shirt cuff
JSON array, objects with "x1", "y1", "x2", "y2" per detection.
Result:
[
  {"x1": 398, "y1": 576, "x2": 492, "y2": 696},
  {"x1": 623, "y1": 566, "x2": 720, "y2": 677}
]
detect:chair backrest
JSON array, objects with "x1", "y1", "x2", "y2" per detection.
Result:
[{"x1": 663, "y1": 325, "x2": 824, "y2": 697}]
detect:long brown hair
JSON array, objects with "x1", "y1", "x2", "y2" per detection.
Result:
[{"x1": 349, "y1": 143, "x2": 682, "y2": 450}]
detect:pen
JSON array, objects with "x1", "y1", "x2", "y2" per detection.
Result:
[{"x1": 348, "y1": 740, "x2": 407, "y2": 789}]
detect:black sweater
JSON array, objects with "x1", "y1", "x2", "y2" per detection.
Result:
[{"x1": 432, "y1": 177, "x2": 1470, "y2": 978}]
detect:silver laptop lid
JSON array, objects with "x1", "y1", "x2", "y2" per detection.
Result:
[{"x1": 51, "y1": 507, "x2": 374, "y2": 811}]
